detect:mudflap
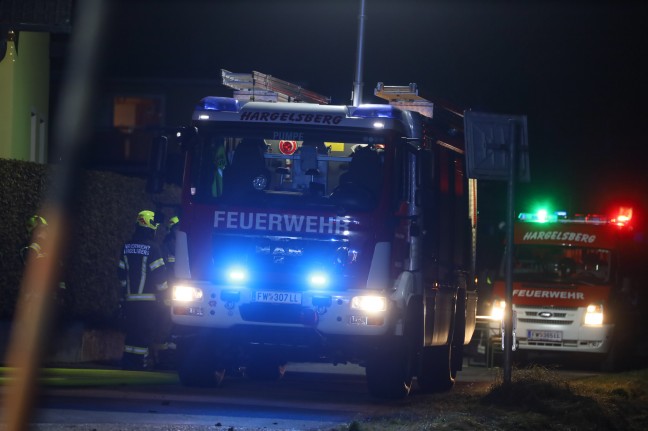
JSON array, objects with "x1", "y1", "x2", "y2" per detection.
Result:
[{"x1": 417, "y1": 344, "x2": 455, "y2": 393}]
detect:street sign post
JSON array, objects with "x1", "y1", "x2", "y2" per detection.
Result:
[
  {"x1": 464, "y1": 111, "x2": 529, "y2": 182},
  {"x1": 464, "y1": 111, "x2": 529, "y2": 385}
]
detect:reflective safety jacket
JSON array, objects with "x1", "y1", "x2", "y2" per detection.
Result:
[
  {"x1": 20, "y1": 241, "x2": 67, "y2": 291},
  {"x1": 163, "y1": 233, "x2": 176, "y2": 279},
  {"x1": 21, "y1": 241, "x2": 46, "y2": 265},
  {"x1": 118, "y1": 237, "x2": 168, "y2": 302}
]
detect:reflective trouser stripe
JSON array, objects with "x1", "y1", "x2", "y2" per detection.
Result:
[{"x1": 124, "y1": 344, "x2": 149, "y2": 356}]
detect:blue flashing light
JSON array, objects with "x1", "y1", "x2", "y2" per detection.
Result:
[
  {"x1": 351, "y1": 104, "x2": 400, "y2": 119},
  {"x1": 197, "y1": 97, "x2": 240, "y2": 112},
  {"x1": 226, "y1": 266, "x2": 248, "y2": 283},
  {"x1": 308, "y1": 271, "x2": 329, "y2": 288}
]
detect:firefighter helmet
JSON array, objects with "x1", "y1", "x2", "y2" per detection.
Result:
[
  {"x1": 26, "y1": 215, "x2": 48, "y2": 234},
  {"x1": 136, "y1": 210, "x2": 158, "y2": 230},
  {"x1": 168, "y1": 216, "x2": 179, "y2": 230}
]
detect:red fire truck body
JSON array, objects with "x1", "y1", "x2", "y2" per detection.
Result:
[
  {"x1": 167, "y1": 73, "x2": 478, "y2": 398},
  {"x1": 489, "y1": 209, "x2": 640, "y2": 363}
]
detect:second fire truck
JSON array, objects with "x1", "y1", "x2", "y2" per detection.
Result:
[{"x1": 487, "y1": 207, "x2": 643, "y2": 369}]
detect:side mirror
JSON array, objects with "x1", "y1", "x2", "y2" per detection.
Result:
[
  {"x1": 177, "y1": 126, "x2": 198, "y2": 152},
  {"x1": 146, "y1": 135, "x2": 168, "y2": 194}
]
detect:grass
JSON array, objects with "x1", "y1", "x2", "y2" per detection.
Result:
[
  {"x1": 330, "y1": 366, "x2": 648, "y2": 431},
  {"x1": 0, "y1": 366, "x2": 179, "y2": 387}
]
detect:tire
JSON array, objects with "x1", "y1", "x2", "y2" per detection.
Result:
[
  {"x1": 450, "y1": 285, "x2": 469, "y2": 379},
  {"x1": 417, "y1": 345, "x2": 455, "y2": 393},
  {"x1": 177, "y1": 358, "x2": 225, "y2": 387},
  {"x1": 450, "y1": 344, "x2": 463, "y2": 379},
  {"x1": 245, "y1": 359, "x2": 287, "y2": 381},
  {"x1": 365, "y1": 348, "x2": 413, "y2": 399},
  {"x1": 599, "y1": 340, "x2": 629, "y2": 372},
  {"x1": 176, "y1": 338, "x2": 225, "y2": 387},
  {"x1": 599, "y1": 326, "x2": 634, "y2": 372}
]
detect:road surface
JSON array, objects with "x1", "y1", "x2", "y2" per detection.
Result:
[{"x1": 0, "y1": 361, "x2": 598, "y2": 430}]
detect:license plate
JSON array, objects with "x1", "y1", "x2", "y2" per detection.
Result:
[
  {"x1": 527, "y1": 330, "x2": 562, "y2": 341},
  {"x1": 254, "y1": 291, "x2": 302, "y2": 304}
]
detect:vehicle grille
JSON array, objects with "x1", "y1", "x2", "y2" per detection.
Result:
[
  {"x1": 517, "y1": 318, "x2": 573, "y2": 325},
  {"x1": 524, "y1": 311, "x2": 567, "y2": 318},
  {"x1": 516, "y1": 306, "x2": 575, "y2": 326}
]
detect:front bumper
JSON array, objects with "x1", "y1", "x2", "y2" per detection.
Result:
[{"x1": 171, "y1": 281, "x2": 398, "y2": 338}]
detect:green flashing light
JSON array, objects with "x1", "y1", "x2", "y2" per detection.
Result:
[
  {"x1": 518, "y1": 209, "x2": 559, "y2": 223},
  {"x1": 536, "y1": 209, "x2": 548, "y2": 222}
]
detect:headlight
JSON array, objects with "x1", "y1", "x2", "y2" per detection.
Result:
[
  {"x1": 173, "y1": 284, "x2": 204, "y2": 302},
  {"x1": 351, "y1": 295, "x2": 387, "y2": 313},
  {"x1": 490, "y1": 299, "x2": 506, "y2": 321},
  {"x1": 584, "y1": 304, "x2": 603, "y2": 325}
]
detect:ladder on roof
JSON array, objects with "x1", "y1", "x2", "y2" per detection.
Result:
[
  {"x1": 221, "y1": 69, "x2": 331, "y2": 105},
  {"x1": 374, "y1": 82, "x2": 434, "y2": 118}
]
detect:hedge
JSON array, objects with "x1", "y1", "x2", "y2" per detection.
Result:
[{"x1": 0, "y1": 158, "x2": 180, "y2": 326}]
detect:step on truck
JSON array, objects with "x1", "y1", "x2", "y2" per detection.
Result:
[
  {"x1": 486, "y1": 207, "x2": 644, "y2": 369},
  {"x1": 162, "y1": 70, "x2": 478, "y2": 398}
]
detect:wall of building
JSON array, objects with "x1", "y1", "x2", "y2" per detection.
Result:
[{"x1": 0, "y1": 31, "x2": 50, "y2": 162}]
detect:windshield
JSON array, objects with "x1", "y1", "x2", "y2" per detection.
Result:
[
  {"x1": 505, "y1": 245, "x2": 612, "y2": 284},
  {"x1": 189, "y1": 130, "x2": 387, "y2": 211}
]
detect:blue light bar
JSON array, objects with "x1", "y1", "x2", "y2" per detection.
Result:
[
  {"x1": 197, "y1": 97, "x2": 240, "y2": 112},
  {"x1": 351, "y1": 104, "x2": 400, "y2": 119}
]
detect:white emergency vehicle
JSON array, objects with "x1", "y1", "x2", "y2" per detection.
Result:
[{"x1": 488, "y1": 207, "x2": 643, "y2": 369}]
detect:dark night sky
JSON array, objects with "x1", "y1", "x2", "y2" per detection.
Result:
[{"x1": 99, "y1": 0, "x2": 648, "y2": 217}]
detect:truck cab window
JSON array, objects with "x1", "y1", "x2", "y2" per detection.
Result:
[{"x1": 192, "y1": 133, "x2": 385, "y2": 211}]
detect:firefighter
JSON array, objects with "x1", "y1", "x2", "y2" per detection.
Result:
[
  {"x1": 118, "y1": 210, "x2": 169, "y2": 370},
  {"x1": 163, "y1": 215, "x2": 179, "y2": 279},
  {"x1": 20, "y1": 214, "x2": 67, "y2": 306},
  {"x1": 155, "y1": 215, "x2": 180, "y2": 368},
  {"x1": 21, "y1": 214, "x2": 50, "y2": 265}
]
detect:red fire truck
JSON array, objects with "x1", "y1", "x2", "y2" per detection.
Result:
[
  {"x1": 165, "y1": 71, "x2": 478, "y2": 398},
  {"x1": 487, "y1": 207, "x2": 643, "y2": 369}
]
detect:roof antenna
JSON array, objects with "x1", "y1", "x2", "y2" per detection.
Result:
[{"x1": 351, "y1": 0, "x2": 367, "y2": 106}]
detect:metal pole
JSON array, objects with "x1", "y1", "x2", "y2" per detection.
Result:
[
  {"x1": 352, "y1": 0, "x2": 366, "y2": 106},
  {"x1": 2, "y1": 1, "x2": 108, "y2": 430},
  {"x1": 503, "y1": 119, "x2": 517, "y2": 385}
]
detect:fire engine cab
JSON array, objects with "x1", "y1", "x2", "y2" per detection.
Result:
[
  {"x1": 488, "y1": 207, "x2": 642, "y2": 368},
  {"x1": 164, "y1": 70, "x2": 478, "y2": 398}
]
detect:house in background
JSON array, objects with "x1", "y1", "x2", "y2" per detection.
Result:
[
  {"x1": 0, "y1": 17, "x2": 64, "y2": 163},
  {"x1": 1, "y1": 0, "x2": 221, "y2": 183}
]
